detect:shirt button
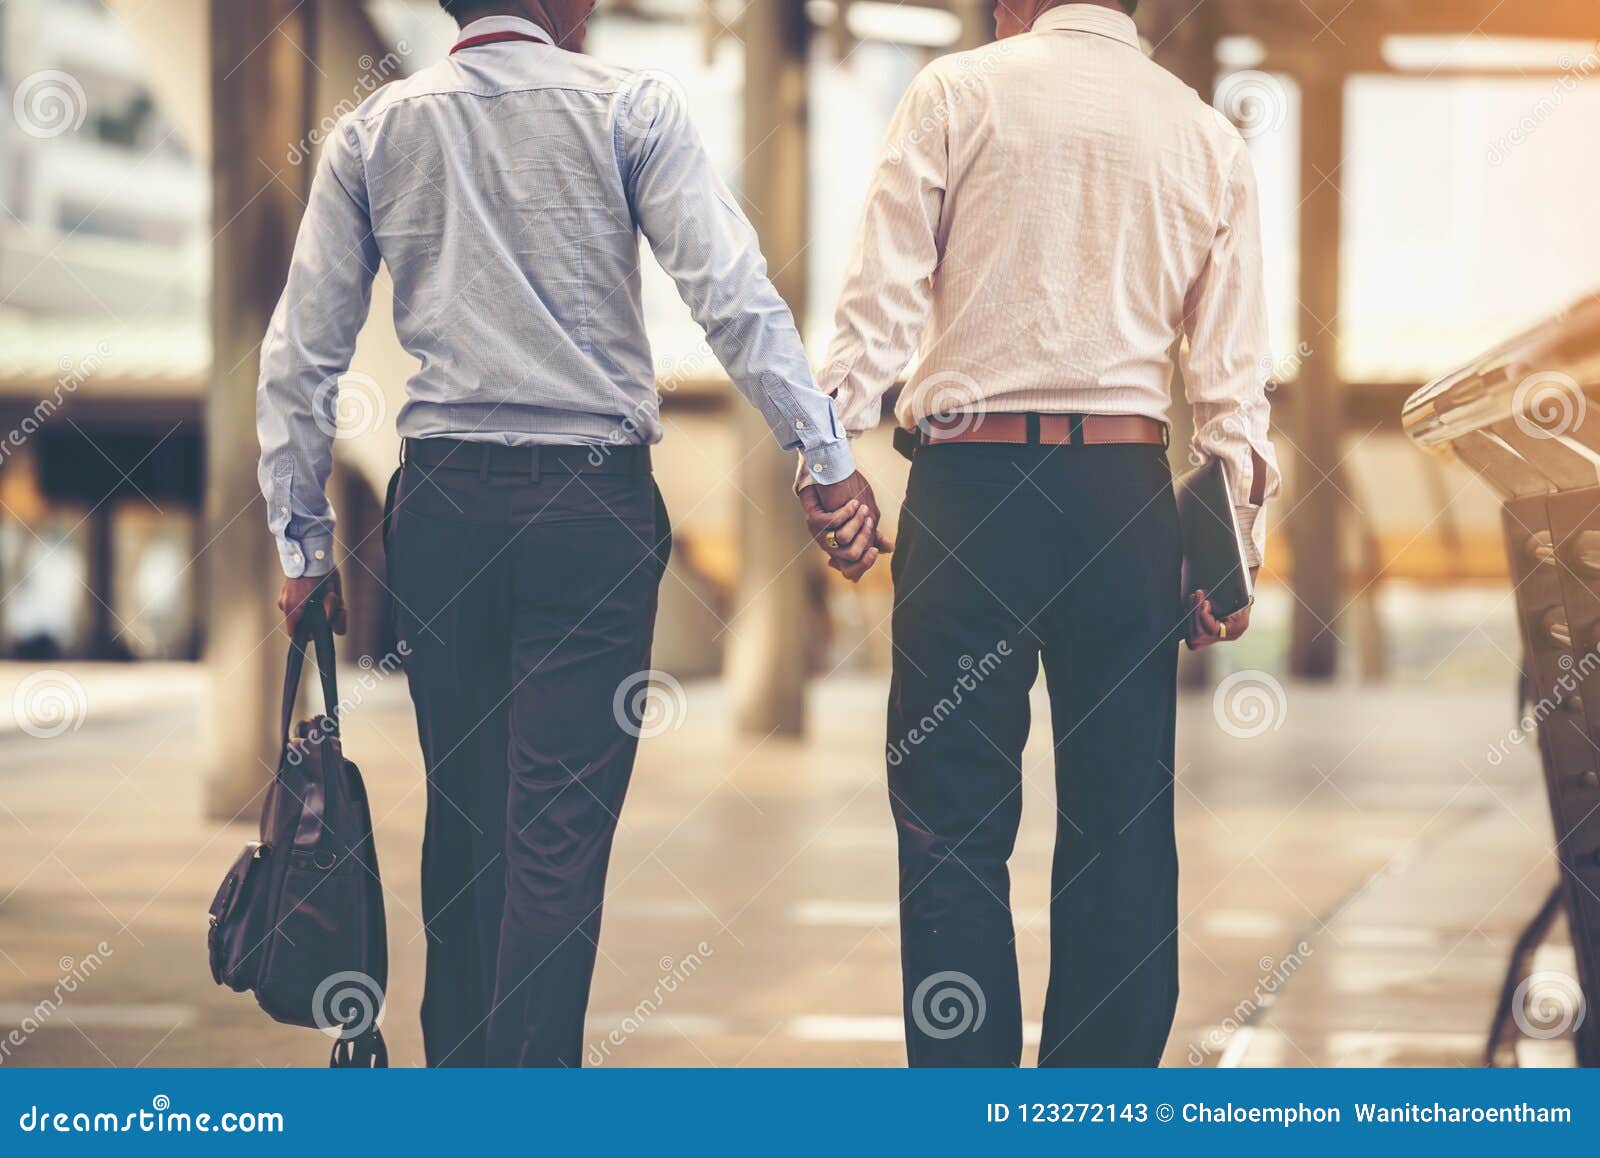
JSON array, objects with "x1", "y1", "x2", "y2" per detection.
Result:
[
  {"x1": 279, "y1": 506, "x2": 289, "y2": 515},
  {"x1": 314, "y1": 549, "x2": 326, "y2": 560},
  {"x1": 811, "y1": 464, "x2": 824, "y2": 475},
  {"x1": 795, "y1": 420, "x2": 806, "y2": 430}
]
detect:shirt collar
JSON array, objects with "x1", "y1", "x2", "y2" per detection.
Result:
[
  {"x1": 1030, "y1": 3, "x2": 1141, "y2": 49},
  {"x1": 455, "y1": 15, "x2": 554, "y2": 47}
]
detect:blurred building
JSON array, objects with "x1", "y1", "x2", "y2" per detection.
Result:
[
  {"x1": 0, "y1": 0, "x2": 206, "y2": 660},
  {"x1": 0, "y1": 0, "x2": 1596, "y2": 795}
]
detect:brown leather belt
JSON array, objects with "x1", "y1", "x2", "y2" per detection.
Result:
[{"x1": 917, "y1": 412, "x2": 1169, "y2": 448}]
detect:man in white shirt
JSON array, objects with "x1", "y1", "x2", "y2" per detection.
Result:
[{"x1": 813, "y1": 0, "x2": 1281, "y2": 1065}]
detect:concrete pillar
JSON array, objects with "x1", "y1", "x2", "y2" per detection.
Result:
[
  {"x1": 727, "y1": 0, "x2": 814, "y2": 736},
  {"x1": 83, "y1": 504, "x2": 116, "y2": 659},
  {"x1": 1288, "y1": 71, "x2": 1346, "y2": 679},
  {"x1": 204, "y1": 0, "x2": 317, "y2": 818},
  {"x1": 954, "y1": 0, "x2": 996, "y2": 51}
]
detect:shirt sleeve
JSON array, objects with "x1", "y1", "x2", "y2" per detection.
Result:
[
  {"x1": 1180, "y1": 142, "x2": 1282, "y2": 569},
  {"x1": 256, "y1": 120, "x2": 380, "y2": 579},
  {"x1": 619, "y1": 74, "x2": 855, "y2": 487},
  {"x1": 816, "y1": 66, "x2": 949, "y2": 438}
]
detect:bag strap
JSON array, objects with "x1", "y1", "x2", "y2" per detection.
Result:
[
  {"x1": 280, "y1": 579, "x2": 341, "y2": 746},
  {"x1": 329, "y1": 1027, "x2": 388, "y2": 1068}
]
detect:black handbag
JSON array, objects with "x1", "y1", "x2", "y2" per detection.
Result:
[{"x1": 207, "y1": 590, "x2": 390, "y2": 1067}]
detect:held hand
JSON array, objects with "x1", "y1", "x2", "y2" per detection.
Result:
[
  {"x1": 279, "y1": 568, "x2": 348, "y2": 638},
  {"x1": 798, "y1": 471, "x2": 894, "y2": 583},
  {"x1": 1185, "y1": 575, "x2": 1256, "y2": 650}
]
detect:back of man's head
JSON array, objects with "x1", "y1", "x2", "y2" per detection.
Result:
[{"x1": 438, "y1": 0, "x2": 507, "y2": 23}]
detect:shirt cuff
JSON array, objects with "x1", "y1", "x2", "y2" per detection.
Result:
[
  {"x1": 278, "y1": 532, "x2": 335, "y2": 579},
  {"x1": 1235, "y1": 504, "x2": 1264, "y2": 570},
  {"x1": 796, "y1": 438, "x2": 855, "y2": 489}
]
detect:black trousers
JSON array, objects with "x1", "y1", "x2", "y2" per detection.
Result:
[
  {"x1": 385, "y1": 448, "x2": 669, "y2": 1067},
  {"x1": 888, "y1": 441, "x2": 1182, "y2": 1067}
]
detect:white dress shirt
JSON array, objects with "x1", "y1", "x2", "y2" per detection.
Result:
[{"x1": 820, "y1": 3, "x2": 1280, "y2": 564}]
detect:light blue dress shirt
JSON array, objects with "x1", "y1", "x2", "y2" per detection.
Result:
[{"x1": 257, "y1": 15, "x2": 854, "y2": 578}]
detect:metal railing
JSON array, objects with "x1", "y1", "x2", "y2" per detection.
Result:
[{"x1": 1405, "y1": 290, "x2": 1600, "y2": 1066}]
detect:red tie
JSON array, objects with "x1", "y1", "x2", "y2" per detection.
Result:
[{"x1": 450, "y1": 31, "x2": 547, "y2": 54}]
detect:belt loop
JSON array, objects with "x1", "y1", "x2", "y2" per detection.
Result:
[
  {"x1": 1161, "y1": 421, "x2": 1171, "y2": 449},
  {"x1": 1025, "y1": 413, "x2": 1041, "y2": 445},
  {"x1": 1068, "y1": 414, "x2": 1085, "y2": 446},
  {"x1": 478, "y1": 445, "x2": 489, "y2": 483},
  {"x1": 530, "y1": 446, "x2": 542, "y2": 484}
]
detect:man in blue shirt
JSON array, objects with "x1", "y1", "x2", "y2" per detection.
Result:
[{"x1": 257, "y1": 0, "x2": 882, "y2": 1066}]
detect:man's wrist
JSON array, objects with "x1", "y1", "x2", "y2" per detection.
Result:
[
  {"x1": 278, "y1": 533, "x2": 335, "y2": 579},
  {"x1": 797, "y1": 439, "x2": 855, "y2": 490}
]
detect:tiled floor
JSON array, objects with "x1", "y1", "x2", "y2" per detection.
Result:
[{"x1": 0, "y1": 665, "x2": 1568, "y2": 1067}]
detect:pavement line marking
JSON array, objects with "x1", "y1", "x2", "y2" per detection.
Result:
[
  {"x1": 786, "y1": 1014, "x2": 1042, "y2": 1045},
  {"x1": 0, "y1": 1002, "x2": 195, "y2": 1030}
]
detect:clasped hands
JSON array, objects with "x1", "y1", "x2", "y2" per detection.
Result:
[{"x1": 799, "y1": 471, "x2": 894, "y2": 582}]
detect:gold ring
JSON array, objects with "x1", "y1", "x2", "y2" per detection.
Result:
[
  {"x1": 825, "y1": 531, "x2": 840, "y2": 550},
  {"x1": 1219, "y1": 623, "x2": 1228, "y2": 640}
]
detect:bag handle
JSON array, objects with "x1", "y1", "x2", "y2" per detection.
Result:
[{"x1": 280, "y1": 579, "x2": 341, "y2": 747}]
